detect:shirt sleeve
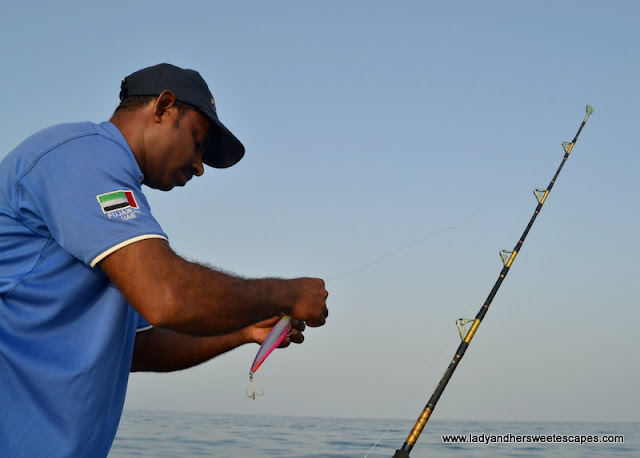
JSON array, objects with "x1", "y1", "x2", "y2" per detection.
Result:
[{"x1": 16, "y1": 132, "x2": 168, "y2": 267}]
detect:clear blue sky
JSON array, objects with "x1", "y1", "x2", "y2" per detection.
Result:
[{"x1": 1, "y1": 1, "x2": 638, "y2": 424}]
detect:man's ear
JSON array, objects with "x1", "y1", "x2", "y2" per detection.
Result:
[{"x1": 152, "y1": 90, "x2": 177, "y2": 123}]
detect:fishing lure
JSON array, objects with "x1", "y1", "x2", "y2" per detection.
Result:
[{"x1": 246, "y1": 315, "x2": 292, "y2": 399}]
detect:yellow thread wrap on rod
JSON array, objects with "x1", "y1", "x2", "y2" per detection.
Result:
[
  {"x1": 539, "y1": 190, "x2": 549, "y2": 205},
  {"x1": 506, "y1": 250, "x2": 518, "y2": 267},
  {"x1": 406, "y1": 408, "x2": 433, "y2": 445},
  {"x1": 463, "y1": 319, "x2": 481, "y2": 344}
]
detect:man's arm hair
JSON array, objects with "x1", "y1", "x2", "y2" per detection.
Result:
[{"x1": 100, "y1": 238, "x2": 327, "y2": 336}]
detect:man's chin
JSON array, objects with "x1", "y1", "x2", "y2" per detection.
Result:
[{"x1": 142, "y1": 180, "x2": 176, "y2": 192}]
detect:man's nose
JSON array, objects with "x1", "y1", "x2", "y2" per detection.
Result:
[{"x1": 192, "y1": 159, "x2": 204, "y2": 177}]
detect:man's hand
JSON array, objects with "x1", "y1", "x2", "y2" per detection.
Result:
[
  {"x1": 245, "y1": 316, "x2": 307, "y2": 347},
  {"x1": 287, "y1": 278, "x2": 329, "y2": 327}
]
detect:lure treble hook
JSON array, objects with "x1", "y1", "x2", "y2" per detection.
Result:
[{"x1": 246, "y1": 371, "x2": 264, "y2": 400}]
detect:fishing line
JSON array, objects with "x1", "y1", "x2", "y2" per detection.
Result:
[
  {"x1": 326, "y1": 226, "x2": 457, "y2": 282},
  {"x1": 247, "y1": 113, "x2": 576, "y2": 455},
  {"x1": 363, "y1": 419, "x2": 399, "y2": 458},
  {"x1": 326, "y1": 169, "x2": 543, "y2": 284}
]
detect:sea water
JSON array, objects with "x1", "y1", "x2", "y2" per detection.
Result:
[{"x1": 110, "y1": 410, "x2": 638, "y2": 457}]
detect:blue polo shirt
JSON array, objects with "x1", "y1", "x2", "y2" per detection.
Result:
[{"x1": 0, "y1": 122, "x2": 168, "y2": 457}]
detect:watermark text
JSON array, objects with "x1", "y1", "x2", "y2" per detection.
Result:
[{"x1": 442, "y1": 432, "x2": 624, "y2": 445}]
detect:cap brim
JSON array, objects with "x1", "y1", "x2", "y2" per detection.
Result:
[{"x1": 200, "y1": 108, "x2": 245, "y2": 169}]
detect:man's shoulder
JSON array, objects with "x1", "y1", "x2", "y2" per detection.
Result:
[
  {"x1": 41, "y1": 121, "x2": 126, "y2": 144},
  {"x1": 23, "y1": 121, "x2": 100, "y2": 147},
  {"x1": 4, "y1": 121, "x2": 133, "y2": 175},
  {"x1": 19, "y1": 121, "x2": 119, "y2": 154},
  {"x1": 4, "y1": 122, "x2": 102, "y2": 166}
]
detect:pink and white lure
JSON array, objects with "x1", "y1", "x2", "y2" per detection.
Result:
[{"x1": 246, "y1": 315, "x2": 292, "y2": 399}]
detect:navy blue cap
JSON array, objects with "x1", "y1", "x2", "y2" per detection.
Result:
[{"x1": 120, "y1": 63, "x2": 244, "y2": 168}]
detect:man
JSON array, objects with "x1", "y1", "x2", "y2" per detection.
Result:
[{"x1": 0, "y1": 63, "x2": 329, "y2": 457}]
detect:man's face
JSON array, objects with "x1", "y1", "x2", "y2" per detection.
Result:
[{"x1": 143, "y1": 108, "x2": 213, "y2": 191}]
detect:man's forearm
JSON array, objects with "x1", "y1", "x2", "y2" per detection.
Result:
[
  {"x1": 100, "y1": 239, "x2": 328, "y2": 336},
  {"x1": 131, "y1": 326, "x2": 250, "y2": 372}
]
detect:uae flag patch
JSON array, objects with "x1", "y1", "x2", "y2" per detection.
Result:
[{"x1": 96, "y1": 190, "x2": 139, "y2": 213}]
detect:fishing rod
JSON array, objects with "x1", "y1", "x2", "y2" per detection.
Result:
[{"x1": 392, "y1": 105, "x2": 595, "y2": 457}]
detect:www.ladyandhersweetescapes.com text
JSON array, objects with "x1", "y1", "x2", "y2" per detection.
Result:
[{"x1": 442, "y1": 432, "x2": 624, "y2": 445}]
